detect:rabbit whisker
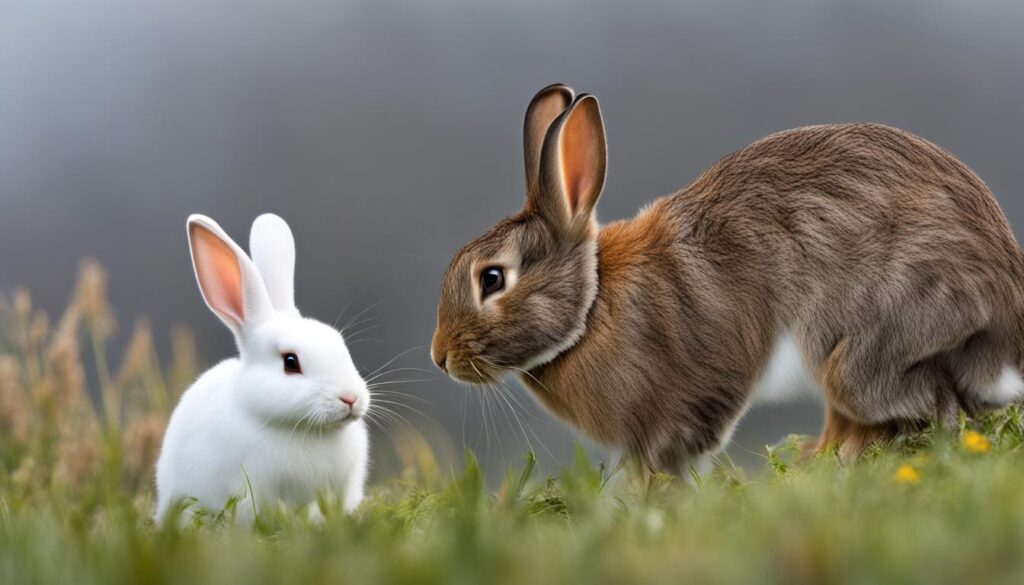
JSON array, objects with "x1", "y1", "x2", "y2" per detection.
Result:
[
  {"x1": 469, "y1": 360, "x2": 488, "y2": 449},
  {"x1": 342, "y1": 323, "x2": 379, "y2": 341},
  {"x1": 363, "y1": 345, "x2": 431, "y2": 381},
  {"x1": 476, "y1": 357, "x2": 545, "y2": 423},
  {"x1": 487, "y1": 381, "x2": 521, "y2": 459},
  {"x1": 368, "y1": 398, "x2": 433, "y2": 422},
  {"x1": 338, "y1": 299, "x2": 387, "y2": 336},
  {"x1": 364, "y1": 366, "x2": 435, "y2": 384},
  {"x1": 368, "y1": 389, "x2": 433, "y2": 405},
  {"x1": 480, "y1": 357, "x2": 554, "y2": 396},
  {"x1": 368, "y1": 379, "x2": 428, "y2": 388},
  {"x1": 496, "y1": 378, "x2": 556, "y2": 462},
  {"x1": 339, "y1": 316, "x2": 374, "y2": 336},
  {"x1": 286, "y1": 410, "x2": 318, "y2": 444},
  {"x1": 368, "y1": 404, "x2": 414, "y2": 431},
  {"x1": 331, "y1": 284, "x2": 371, "y2": 328},
  {"x1": 347, "y1": 338, "x2": 383, "y2": 347}
]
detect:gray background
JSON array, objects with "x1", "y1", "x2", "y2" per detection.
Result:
[{"x1": 2, "y1": 0, "x2": 1023, "y2": 479}]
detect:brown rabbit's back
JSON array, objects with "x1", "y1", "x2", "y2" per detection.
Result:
[{"x1": 666, "y1": 124, "x2": 1024, "y2": 323}]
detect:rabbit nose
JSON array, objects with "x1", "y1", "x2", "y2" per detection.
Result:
[
  {"x1": 431, "y1": 333, "x2": 449, "y2": 373},
  {"x1": 340, "y1": 393, "x2": 358, "y2": 407},
  {"x1": 433, "y1": 352, "x2": 448, "y2": 373}
]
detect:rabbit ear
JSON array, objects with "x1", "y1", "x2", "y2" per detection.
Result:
[
  {"x1": 187, "y1": 214, "x2": 274, "y2": 340},
  {"x1": 249, "y1": 213, "x2": 297, "y2": 315},
  {"x1": 534, "y1": 94, "x2": 607, "y2": 237},
  {"x1": 524, "y1": 84, "x2": 574, "y2": 197}
]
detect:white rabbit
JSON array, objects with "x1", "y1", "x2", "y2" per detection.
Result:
[{"x1": 155, "y1": 213, "x2": 370, "y2": 521}]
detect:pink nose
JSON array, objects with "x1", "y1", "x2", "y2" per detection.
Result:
[{"x1": 340, "y1": 393, "x2": 358, "y2": 407}]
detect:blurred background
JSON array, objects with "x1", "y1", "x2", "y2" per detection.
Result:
[{"x1": 2, "y1": 0, "x2": 1023, "y2": 481}]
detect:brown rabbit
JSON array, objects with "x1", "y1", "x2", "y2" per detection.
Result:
[{"x1": 431, "y1": 83, "x2": 1024, "y2": 472}]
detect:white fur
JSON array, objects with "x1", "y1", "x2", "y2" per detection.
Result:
[
  {"x1": 716, "y1": 403, "x2": 751, "y2": 452},
  {"x1": 978, "y1": 365, "x2": 1024, "y2": 405},
  {"x1": 155, "y1": 214, "x2": 370, "y2": 521},
  {"x1": 250, "y1": 213, "x2": 299, "y2": 316},
  {"x1": 750, "y1": 331, "x2": 821, "y2": 405}
]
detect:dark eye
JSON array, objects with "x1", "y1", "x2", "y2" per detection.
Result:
[
  {"x1": 480, "y1": 267, "x2": 505, "y2": 298},
  {"x1": 282, "y1": 352, "x2": 302, "y2": 374}
]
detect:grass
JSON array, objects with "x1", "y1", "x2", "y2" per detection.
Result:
[{"x1": 3, "y1": 261, "x2": 1024, "y2": 584}]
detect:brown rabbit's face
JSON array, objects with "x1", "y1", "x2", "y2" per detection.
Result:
[
  {"x1": 433, "y1": 85, "x2": 607, "y2": 385},
  {"x1": 432, "y1": 212, "x2": 597, "y2": 384}
]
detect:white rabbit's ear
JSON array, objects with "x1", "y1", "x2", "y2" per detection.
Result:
[
  {"x1": 249, "y1": 213, "x2": 297, "y2": 315},
  {"x1": 534, "y1": 94, "x2": 607, "y2": 238},
  {"x1": 187, "y1": 214, "x2": 274, "y2": 340}
]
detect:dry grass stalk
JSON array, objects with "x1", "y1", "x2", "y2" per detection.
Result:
[{"x1": 0, "y1": 258, "x2": 197, "y2": 499}]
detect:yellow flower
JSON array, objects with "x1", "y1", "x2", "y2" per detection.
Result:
[
  {"x1": 962, "y1": 430, "x2": 991, "y2": 454},
  {"x1": 893, "y1": 464, "x2": 920, "y2": 485}
]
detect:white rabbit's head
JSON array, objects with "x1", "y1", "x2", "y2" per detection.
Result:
[{"x1": 187, "y1": 213, "x2": 369, "y2": 430}]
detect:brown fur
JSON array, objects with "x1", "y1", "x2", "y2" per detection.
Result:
[{"x1": 433, "y1": 85, "x2": 1024, "y2": 472}]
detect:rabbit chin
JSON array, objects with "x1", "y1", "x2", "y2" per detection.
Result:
[
  {"x1": 444, "y1": 357, "x2": 501, "y2": 385},
  {"x1": 276, "y1": 403, "x2": 364, "y2": 432},
  {"x1": 313, "y1": 408, "x2": 363, "y2": 430}
]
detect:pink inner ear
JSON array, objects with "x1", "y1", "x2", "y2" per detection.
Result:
[
  {"x1": 191, "y1": 224, "x2": 245, "y2": 324},
  {"x1": 560, "y1": 147, "x2": 590, "y2": 214},
  {"x1": 559, "y1": 104, "x2": 600, "y2": 216}
]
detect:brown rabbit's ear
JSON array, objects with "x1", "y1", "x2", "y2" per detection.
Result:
[
  {"x1": 524, "y1": 84, "x2": 575, "y2": 197},
  {"x1": 533, "y1": 94, "x2": 607, "y2": 237}
]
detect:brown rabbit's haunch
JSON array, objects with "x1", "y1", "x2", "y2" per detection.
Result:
[{"x1": 432, "y1": 83, "x2": 1024, "y2": 472}]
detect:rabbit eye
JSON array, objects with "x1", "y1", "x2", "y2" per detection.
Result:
[
  {"x1": 282, "y1": 352, "x2": 302, "y2": 374},
  {"x1": 480, "y1": 267, "x2": 505, "y2": 298}
]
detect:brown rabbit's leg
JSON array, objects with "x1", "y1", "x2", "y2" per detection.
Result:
[
  {"x1": 653, "y1": 443, "x2": 713, "y2": 479},
  {"x1": 818, "y1": 331, "x2": 964, "y2": 426},
  {"x1": 813, "y1": 334, "x2": 944, "y2": 460},
  {"x1": 816, "y1": 405, "x2": 898, "y2": 461},
  {"x1": 804, "y1": 276, "x2": 991, "y2": 428}
]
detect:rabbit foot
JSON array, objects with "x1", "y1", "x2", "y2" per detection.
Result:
[{"x1": 816, "y1": 406, "x2": 898, "y2": 461}]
